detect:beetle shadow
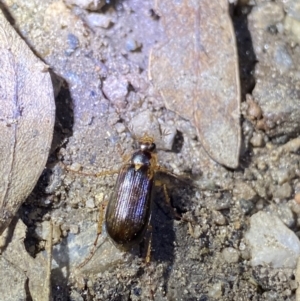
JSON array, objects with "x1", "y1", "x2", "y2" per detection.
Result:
[
  {"x1": 49, "y1": 73, "x2": 74, "y2": 155},
  {"x1": 0, "y1": 215, "x2": 18, "y2": 253},
  {"x1": 231, "y1": 4, "x2": 257, "y2": 165},
  {"x1": 50, "y1": 236, "x2": 71, "y2": 300},
  {"x1": 145, "y1": 181, "x2": 189, "y2": 295},
  {"x1": 232, "y1": 5, "x2": 256, "y2": 100},
  {"x1": 151, "y1": 194, "x2": 176, "y2": 264}
]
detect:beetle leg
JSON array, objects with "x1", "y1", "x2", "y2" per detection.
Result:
[
  {"x1": 154, "y1": 164, "x2": 194, "y2": 187},
  {"x1": 145, "y1": 224, "x2": 153, "y2": 264},
  {"x1": 162, "y1": 184, "x2": 182, "y2": 220},
  {"x1": 154, "y1": 180, "x2": 182, "y2": 220},
  {"x1": 121, "y1": 153, "x2": 131, "y2": 163},
  {"x1": 95, "y1": 170, "x2": 119, "y2": 177},
  {"x1": 77, "y1": 201, "x2": 108, "y2": 269},
  {"x1": 60, "y1": 161, "x2": 119, "y2": 177}
]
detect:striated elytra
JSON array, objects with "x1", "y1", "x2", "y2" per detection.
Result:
[{"x1": 105, "y1": 138, "x2": 156, "y2": 248}]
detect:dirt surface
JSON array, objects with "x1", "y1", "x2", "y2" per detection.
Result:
[{"x1": 1, "y1": 0, "x2": 300, "y2": 300}]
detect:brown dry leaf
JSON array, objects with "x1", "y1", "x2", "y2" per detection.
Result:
[
  {"x1": 0, "y1": 256, "x2": 27, "y2": 301},
  {"x1": 0, "y1": 11, "x2": 55, "y2": 234},
  {"x1": 0, "y1": 219, "x2": 50, "y2": 301},
  {"x1": 149, "y1": 0, "x2": 241, "y2": 168}
]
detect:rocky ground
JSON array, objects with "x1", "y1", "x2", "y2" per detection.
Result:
[{"x1": 1, "y1": 0, "x2": 300, "y2": 300}]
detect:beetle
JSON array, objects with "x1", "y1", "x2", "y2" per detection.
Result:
[
  {"x1": 75, "y1": 134, "x2": 171, "y2": 268},
  {"x1": 105, "y1": 135, "x2": 157, "y2": 248}
]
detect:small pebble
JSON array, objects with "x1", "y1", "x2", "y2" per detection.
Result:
[
  {"x1": 208, "y1": 197, "x2": 231, "y2": 210},
  {"x1": 86, "y1": 13, "x2": 112, "y2": 29},
  {"x1": 190, "y1": 225, "x2": 201, "y2": 239},
  {"x1": 218, "y1": 226, "x2": 228, "y2": 239},
  {"x1": 295, "y1": 182, "x2": 300, "y2": 194},
  {"x1": 256, "y1": 119, "x2": 267, "y2": 131},
  {"x1": 233, "y1": 181, "x2": 257, "y2": 201},
  {"x1": 222, "y1": 247, "x2": 240, "y2": 263},
  {"x1": 246, "y1": 95, "x2": 262, "y2": 119},
  {"x1": 240, "y1": 248, "x2": 251, "y2": 260},
  {"x1": 102, "y1": 75, "x2": 128, "y2": 108},
  {"x1": 65, "y1": 33, "x2": 79, "y2": 56},
  {"x1": 289, "y1": 199, "x2": 300, "y2": 215},
  {"x1": 256, "y1": 199, "x2": 264, "y2": 210},
  {"x1": 114, "y1": 122, "x2": 126, "y2": 134},
  {"x1": 272, "y1": 182, "x2": 293, "y2": 200},
  {"x1": 212, "y1": 210, "x2": 226, "y2": 225},
  {"x1": 250, "y1": 132, "x2": 265, "y2": 147},
  {"x1": 239, "y1": 242, "x2": 246, "y2": 251},
  {"x1": 256, "y1": 160, "x2": 268, "y2": 171},
  {"x1": 207, "y1": 282, "x2": 223, "y2": 299},
  {"x1": 240, "y1": 199, "x2": 254, "y2": 214},
  {"x1": 125, "y1": 38, "x2": 141, "y2": 52},
  {"x1": 94, "y1": 193, "x2": 104, "y2": 206},
  {"x1": 271, "y1": 167, "x2": 295, "y2": 185},
  {"x1": 67, "y1": 33, "x2": 79, "y2": 50},
  {"x1": 69, "y1": 162, "x2": 82, "y2": 172},
  {"x1": 62, "y1": 230, "x2": 68, "y2": 237},
  {"x1": 295, "y1": 193, "x2": 300, "y2": 204},
  {"x1": 87, "y1": 280, "x2": 93, "y2": 288},
  {"x1": 281, "y1": 137, "x2": 300, "y2": 153},
  {"x1": 86, "y1": 198, "x2": 95, "y2": 208},
  {"x1": 69, "y1": 224, "x2": 79, "y2": 234}
]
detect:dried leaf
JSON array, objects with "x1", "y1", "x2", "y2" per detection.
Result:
[
  {"x1": 0, "y1": 256, "x2": 27, "y2": 301},
  {"x1": 0, "y1": 219, "x2": 49, "y2": 301},
  {"x1": 0, "y1": 11, "x2": 55, "y2": 234},
  {"x1": 149, "y1": 0, "x2": 241, "y2": 168}
]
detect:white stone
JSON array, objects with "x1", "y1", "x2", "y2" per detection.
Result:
[
  {"x1": 208, "y1": 282, "x2": 223, "y2": 299},
  {"x1": 245, "y1": 211, "x2": 300, "y2": 268},
  {"x1": 102, "y1": 75, "x2": 128, "y2": 108},
  {"x1": 86, "y1": 13, "x2": 112, "y2": 29},
  {"x1": 86, "y1": 198, "x2": 95, "y2": 208}
]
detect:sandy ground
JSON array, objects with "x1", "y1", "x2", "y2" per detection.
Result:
[{"x1": 1, "y1": 0, "x2": 300, "y2": 300}]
